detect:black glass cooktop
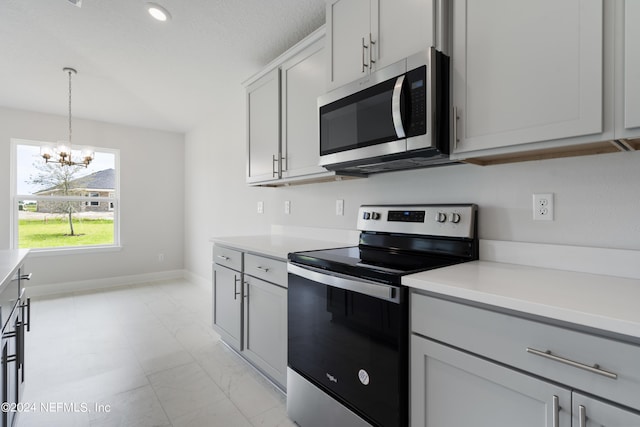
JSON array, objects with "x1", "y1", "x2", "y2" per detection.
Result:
[{"x1": 288, "y1": 245, "x2": 464, "y2": 285}]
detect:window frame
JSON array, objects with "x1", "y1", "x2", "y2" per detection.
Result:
[{"x1": 10, "y1": 138, "x2": 121, "y2": 253}]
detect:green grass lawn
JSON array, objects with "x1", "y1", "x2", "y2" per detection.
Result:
[{"x1": 19, "y1": 218, "x2": 114, "y2": 248}]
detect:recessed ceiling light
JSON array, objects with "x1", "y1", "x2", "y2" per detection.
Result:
[{"x1": 147, "y1": 3, "x2": 171, "y2": 22}]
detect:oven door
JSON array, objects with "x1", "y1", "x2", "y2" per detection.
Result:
[{"x1": 287, "y1": 263, "x2": 408, "y2": 427}]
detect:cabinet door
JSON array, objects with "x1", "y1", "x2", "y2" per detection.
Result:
[
  {"x1": 281, "y1": 37, "x2": 328, "y2": 178},
  {"x1": 376, "y1": 0, "x2": 434, "y2": 70},
  {"x1": 243, "y1": 275, "x2": 287, "y2": 388},
  {"x1": 573, "y1": 392, "x2": 640, "y2": 426},
  {"x1": 212, "y1": 264, "x2": 242, "y2": 351},
  {"x1": 411, "y1": 335, "x2": 571, "y2": 427},
  {"x1": 622, "y1": 0, "x2": 640, "y2": 136},
  {"x1": 453, "y1": 0, "x2": 604, "y2": 154},
  {"x1": 2, "y1": 310, "x2": 19, "y2": 427},
  {"x1": 246, "y1": 68, "x2": 281, "y2": 184},
  {"x1": 326, "y1": 0, "x2": 374, "y2": 90}
]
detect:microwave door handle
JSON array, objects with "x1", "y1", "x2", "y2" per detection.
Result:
[{"x1": 392, "y1": 75, "x2": 406, "y2": 138}]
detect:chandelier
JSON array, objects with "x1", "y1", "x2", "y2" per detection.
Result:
[{"x1": 41, "y1": 67, "x2": 94, "y2": 167}]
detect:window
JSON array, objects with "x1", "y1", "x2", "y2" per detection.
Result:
[
  {"x1": 86, "y1": 192, "x2": 100, "y2": 207},
  {"x1": 11, "y1": 139, "x2": 120, "y2": 251}
]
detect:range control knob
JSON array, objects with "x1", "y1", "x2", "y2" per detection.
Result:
[
  {"x1": 449, "y1": 213, "x2": 461, "y2": 223},
  {"x1": 363, "y1": 212, "x2": 371, "y2": 220},
  {"x1": 435, "y1": 212, "x2": 447, "y2": 223},
  {"x1": 371, "y1": 212, "x2": 381, "y2": 220}
]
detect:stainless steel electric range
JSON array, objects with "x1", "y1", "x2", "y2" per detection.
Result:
[{"x1": 286, "y1": 204, "x2": 478, "y2": 427}]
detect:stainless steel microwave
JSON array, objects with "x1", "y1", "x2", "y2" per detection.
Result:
[{"x1": 318, "y1": 47, "x2": 452, "y2": 175}]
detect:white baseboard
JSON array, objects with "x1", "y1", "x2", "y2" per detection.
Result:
[
  {"x1": 25, "y1": 269, "x2": 187, "y2": 298},
  {"x1": 183, "y1": 270, "x2": 211, "y2": 291}
]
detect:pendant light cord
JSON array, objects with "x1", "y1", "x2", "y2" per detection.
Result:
[{"x1": 68, "y1": 68, "x2": 73, "y2": 146}]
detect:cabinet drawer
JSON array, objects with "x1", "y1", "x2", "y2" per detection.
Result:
[
  {"x1": 244, "y1": 253, "x2": 287, "y2": 287},
  {"x1": 411, "y1": 292, "x2": 640, "y2": 412},
  {"x1": 213, "y1": 245, "x2": 243, "y2": 272}
]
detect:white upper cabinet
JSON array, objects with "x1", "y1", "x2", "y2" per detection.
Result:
[
  {"x1": 617, "y1": 0, "x2": 640, "y2": 139},
  {"x1": 452, "y1": 0, "x2": 607, "y2": 156},
  {"x1": 377, "y1": 0, "x2": 435, "y2": 70},
  {"x1": 326, "y1": 0, "x2": 437, "y2": 91},
  {"x1": 246, "y1": 68, "x2": 281, "y2": 184},
  {"x1": 244, "y1": 27, "x2": 351, "y2": 186},
  {"x1": 281, "y1": 37, "x2": 327, "y2": 178},
  {"x1": 326, "y1": 0, "x2": 375, "y2": 90}
]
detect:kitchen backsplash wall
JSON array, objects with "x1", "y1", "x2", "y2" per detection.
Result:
[{"x1": 184, "y1": 85, "x2": 640, "y2": 283}]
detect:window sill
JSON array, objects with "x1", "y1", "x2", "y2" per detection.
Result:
[{"x1": 26, "y1": 245, "x2": 123, "y2": 258}]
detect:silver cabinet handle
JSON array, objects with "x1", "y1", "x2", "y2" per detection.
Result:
[
  {"x1": 272, "y1": 154, "x2": 278, "y2": 177},
  {"x1": 392, "y1": 75, "x2": 406, "y2": 138},
  {"x1": 552, "y1": 395, "x2": 559, "y2": 427},
  {"x1": 233, "y1": 275, "x2": 242, "y2": 300},
  {"x1": 217, "y1": 255, "x2": 230, "y2": 261},
  {"x1": 578, "y1": 405, "x2": 586, "y2": 427},
  {"x1": 361, "y1": 37, "x2": 367, "y2": 72},
  {"x1": 271, "y1": 154, "x2": 284, "y2": 177},
  {"x1": 526, "y1": 348, "x2": 618, "y2": 379},
  {"x1": 369, "y1": 33, "x2": 376, "y2": 66},
  {"x1": 20, "y1": 273, "x2": 32, "y2": 281},
  {"x1": 452, "y1": 106, "x2": 459, "y2": 151},
  {"x1": 256, "y1": 266, "x2": 270, "y2": 273},
  {"x1": 20, "y1": 297, "x2": 31, "y2": 332}
]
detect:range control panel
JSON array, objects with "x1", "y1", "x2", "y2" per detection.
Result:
[{"x1": 357, "y1": 204, "x2": 477, "y2": 239}]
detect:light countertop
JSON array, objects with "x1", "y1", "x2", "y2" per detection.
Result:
[
  {"x1": 403, "y1": 260, "x2": 640, "y2": 340},
  {"x1": 0, "y1": 249, "x2": 30, "y2": 289},
  {"x1": 211, "y1": 235, "x2": 353, "y2": 261}
]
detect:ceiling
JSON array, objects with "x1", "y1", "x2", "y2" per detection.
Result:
[{"x1": 0, "y1": 0, "x2": 325, "y2": 133}]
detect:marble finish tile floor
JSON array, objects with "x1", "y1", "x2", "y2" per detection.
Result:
[{"x1": 18, "y1": 279, "x2": 296, "y2": 427}]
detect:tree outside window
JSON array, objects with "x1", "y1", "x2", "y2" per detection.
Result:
[{"x1": 13, "y1": 141, "x2": 119, "y2": 250}]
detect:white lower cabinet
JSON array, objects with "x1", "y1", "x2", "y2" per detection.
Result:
[
  {"x1": 212, "y1": 263, "x2": 243, "y2": 351},
  {"x1": 411, "y1": 336, "x2": 571, "y2": 427},
  {"x1": 410, "y1": 292, "x2": 640, "y2": 427},
  {"x1": 572, "y1": 392, "x2": 640, "y2": 427},
  {"x1": 243, "y1": 275, "x2": 287, "y2": 388},
  {"x1": 212, "y1": 245, "x2": 288, "y2": 389}
]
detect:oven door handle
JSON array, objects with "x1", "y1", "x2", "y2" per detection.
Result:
[{"x1": 288, "y1": 263, "x2": 401, "y2": 303}]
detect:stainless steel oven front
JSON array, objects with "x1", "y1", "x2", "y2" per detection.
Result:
[{"x1": 287, "y1": 263, "x2": 408, "y2": 427}]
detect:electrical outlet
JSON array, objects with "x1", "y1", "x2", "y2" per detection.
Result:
[
  {"x1": 158, "y1": 253, "x2": 165, "y2": 262},
  {"x1": 533, "y1": 193, "x2": 554, "y2": 221},
  {"x1": 284, "y1": 200, "x2": 291, "y2": 215},
  {"x1": 257, "y1": 201, "x2": 264, "y2": 214},
  {"x1": 336, "y1": 199, "x2": 344, "y2": 216}
]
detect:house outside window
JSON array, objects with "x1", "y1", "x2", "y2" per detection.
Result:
[
  {"x1": 84, "y1": 192, "x2": 101, "y2": 207},
  {"x1": 11, "y1": 139, "x2": 120, "y2": 251}
]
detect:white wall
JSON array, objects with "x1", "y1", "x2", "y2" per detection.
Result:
[
  {"x1": 0, "y1": 107, "x2": 185, "y2": 291},
  {"x1": 184, "y1": 87, "x2": 640, "y2": 282}
]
